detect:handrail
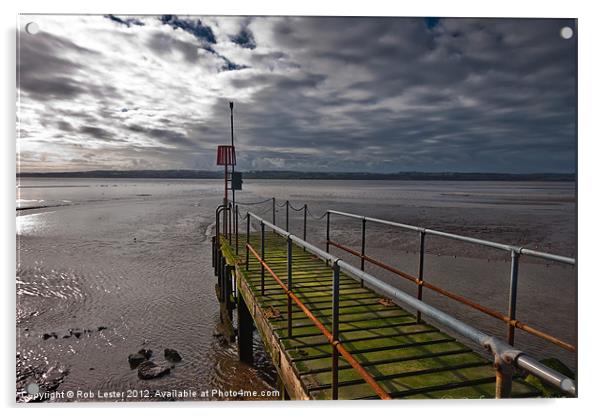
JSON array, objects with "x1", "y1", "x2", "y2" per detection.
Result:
[
  {"x1": 327, "y1": 210, "x2": 575, "y2": 265},
  {"x1": 327, "y1": 240, "x2": 575, "y2": 352},
  {"x1": 246, "y1": 242, "x2": 391, "y2": 400},
  {"x1": 245, "y1": 211, "x2": 576, "y2": 398},
  {"x1": 325, "y1": 209, "x2": 575, "y2": 347}
]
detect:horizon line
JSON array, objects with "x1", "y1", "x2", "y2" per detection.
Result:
[{"x1": 16, "y1": 169, "x2": 576, "y2": 174}]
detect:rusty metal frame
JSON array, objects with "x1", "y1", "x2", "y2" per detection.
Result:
[
  {"x1": 246, "y1": 231, "x2": 391, "y2": 400},
  {"x1": 326, "y1": 209, "x2": 576, "y2": 352},
  {"x1": 238, "y1": 210, "x2": 576, "y2": 398},
  {"x1": 327, "y1": 240, "x2": 575, "y2": 352}
]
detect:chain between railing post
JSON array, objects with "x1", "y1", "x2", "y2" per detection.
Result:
[
  {"x1": 507, "y1": 250, "x2": 521, "y2": 345},
  {"x1": 331, "y1": 261, "x2": 340, "y2": 400},
  {"x1": 417, "y1": 230, "x2": 426, "y2": 322},
  {"x1": 287, "y1": 236, "x2": 293, "y2": 338},
  {"x1": 260, "y1": 221, "x2": 266, "y2": 295}
]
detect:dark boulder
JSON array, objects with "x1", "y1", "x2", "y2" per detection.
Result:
[
  {"x1": 128, "y1": 349, "x2": 153, "y2": 369},
  {"x1": 128, "y1": 353, "x2": 146, "y2": 369},
  {"x1": 138, "y1": 349, "x2": 152, "y2": 359},
  {"x1": 137, "y1": 361, "x2": 170, "y2": 380},
  {"x1": 164, "y1": 348, "x2": 182, "y2": 362}
]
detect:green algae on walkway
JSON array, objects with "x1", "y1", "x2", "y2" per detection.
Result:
[{"x1": 219, "y1": 234, "x2": 540, "y2": 400}]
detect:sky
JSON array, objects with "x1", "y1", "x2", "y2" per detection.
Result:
[{"x1": 17, "y1": 15, "x2": 576, "y2": 173}]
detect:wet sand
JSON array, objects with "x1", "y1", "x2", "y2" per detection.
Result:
[{"x1": 16, "y1": 179, "x2": 576, "y2": 401}]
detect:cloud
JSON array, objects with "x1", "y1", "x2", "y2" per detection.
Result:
[
  {"x1": 146, "y1": 31, "x2": 200, "y2": 63},
  {"x1": 17, "y1": 16, "x2": 576, "y2": 173},
  {"x1": 79, "y1": 125, "x2": 115, "y2": 141},
  {"x1": 18, "y1": 31, "x2": 98, "y2": 100}
]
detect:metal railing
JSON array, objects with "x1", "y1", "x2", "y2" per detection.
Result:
[
  {"x1": 214, "y1": 198, "x2": 576, "y2": 398},
  {"x1": 244, "y1": 211, "x2": 390, "y2": 399},
  {"x1": 226, "y1": 198, "x2": 575, "y2": 352},
  {"x1": 325, "y1": 210, "x2": 576, "y2": 352},
  {"x1": 233, "y1": 209, "x2": 576, "y2": 398}
]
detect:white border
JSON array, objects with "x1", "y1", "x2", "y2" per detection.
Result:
[{"x1": 2, "y1": 1, "x2": 600, "y2": 415}]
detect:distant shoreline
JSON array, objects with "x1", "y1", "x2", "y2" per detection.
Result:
[{"x1": 16, "y1": 170, "x2": 575, "y2": 182}]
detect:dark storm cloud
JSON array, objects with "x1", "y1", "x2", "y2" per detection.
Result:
[
  {"x1": 126, "y1": 124, "x2": 196, "y2": 148},
  {"x1": 20, "y1": 76, "x2": 87, "y2": 99},
  {"x1": 56, "y1": 120, "x2": 75, "y2": 132},
  {"x1": 18, "y1": 16, "x2": 576, "y2": 173},
  {"x1": 147, "y1": 32, "x2": 199, "y2": 62},
  {"x1": 18, "y1": 31, "x2": 98, "y2": 99},
  {"x1": 223, "y1": 17, "x2": 576, "y2": 173},
  {"x1": 79, "y1": 125, "x2": 118, "y2": 141}
]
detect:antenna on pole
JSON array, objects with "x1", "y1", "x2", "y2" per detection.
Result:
[
  {"x1": 216, "y1": 102, "x2": 243, "y2": 238},
  {"x1": 229, "y1": 101, "x2": 234, "y2": 147}
]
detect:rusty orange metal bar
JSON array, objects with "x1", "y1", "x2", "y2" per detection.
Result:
[
  {"x1": 246, "y1": 243, "x2": 391, "y2": 400},
  {"x1": 328, "y1": 239, "x2": 575, "y2": 353}
]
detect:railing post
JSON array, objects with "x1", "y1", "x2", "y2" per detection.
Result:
[
  {"x1": 272, "y1": 197, "x2": 276, "y2": 227},
  {"x1": 245, "y1": 212, "x2": 250, "y2": 271},
  {"x1": 260, "y1": 221, "x2": 266, "y2": 296},
  {"x1": 507, "y1": 250, "x2": 521, "y2": 345},
  {"x1": 214, "y1": 237, "x2": 221, "y2": 277},
  {"x1": 220, "y1": 257, "x2": 226, "y2": 303},
  {"x1": 285, "y1": 201, "x2": 290, "y2": 232},
  {"x1": 287, "y1": 236, "x2": 293, "y2": 338},
  {"x1": 237, "y1": 290, "x2": 254, "y2": 364},
  {"x1": 235, "y1": 204, "x2": 239, "y2": 255},
  {"x1": 218, "y1": 250, "x2": 222, "y2": 281},
  {"x1": 228, "y1": 203, "x2": 233, "y2": 244},
  {"x1": 331, "y1": 262, "x2": 340, "y2": 400},
  {"x1": 360, "y1": 217, "x2": 366, "y2": 288},
  {"x1": 216, "y1": 208, "x2": 221, "y2": 241},
  {"x1": 225, "y1": 265, "x2": 233, "y2": 320},
  {"x1": 495, "y1": 358, "x2": 514, "y2": 398},
  {"x1": 212, "y1": 235, "x2": 216, "y2": 269},
  {"x1": 223, "y1": 202, "x2": 228, "y2": 236},
  {"x1": 417, "y1": 230, "x2": 426, "y2": 322},
  {"x1": 303, "y1": 204, "x2": 308, "y2": 241},
  {"x1": 326, "y1": 212, "x2": 331, "y2": 253}
]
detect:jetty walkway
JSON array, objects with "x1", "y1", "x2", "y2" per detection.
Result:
[{"x1": 211, "y1": 200, "x2": 576, "y2": 400}]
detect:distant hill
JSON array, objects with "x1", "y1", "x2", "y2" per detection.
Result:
[{"x1": 17, "y1": 170, "x2": 576, "y2": 181}]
